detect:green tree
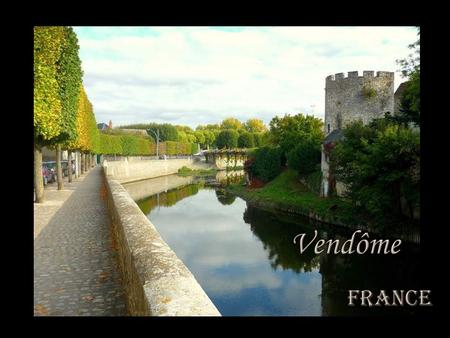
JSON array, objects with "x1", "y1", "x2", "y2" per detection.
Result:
[
  {"x1": 248, "y1": 146, "x2": 282, "y2": 182},
  {"x1": 331, "y1": 119, "x2": 420, "y2": 226},
  {"x1": 220, "y1": 117, "x2": 243, "y2": 130},
  {"x1": 244, "y1": 118, "x2": 268, "y2": 133},
  {"x1": 203, "y1": 130, "x2": 216, "y2": 149},
  {"x1": 121, "y1": 123, "x2": 179, "y2": 141},
  {"x1": 269, "y1": 113, "x2": 323, "y2": 156},
  {"x1": 286, "y1": 139, "x2": 321, "y2": 175},
  {"x1": 395, "y1": 27, "x2": 420, "y2": 126},
  {"x1": 34, "y1": 26, "x2": 83, "y2": 200},
  {"x1": 194, "y1": 130, "x2": 206, "y2": 148},
  {"x1": 216, "y1": 129, "x2": 239, "y2": 149},
  {"x1": 238, "y1": 132, "x2": 255, "y2": 148}
]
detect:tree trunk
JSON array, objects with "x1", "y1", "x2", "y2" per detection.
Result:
[
  {"x1": 34, "y1": 145, "x2": 44, "y2": 203},
  {"x1": 78, "y1": 153, "x2": 81, "y2": 175},
  {"x1": 80, "y1": 153, "x2": 84, "y2": 174},
  {"x1": 78, "y1": 152, "x2": 81, "y2": 176},
  {"x1": 56, "y1": 145, "x2": 63, "y2": 190},
  {"x1": 74, "y1": 151, "x2": 78, "y2": 178},
  {"x1": 68, "y1": 150, "x2": 73, "y2": 183},
  {"x1": 84, "y1": 152, "x2": 87, "y2": 172}
]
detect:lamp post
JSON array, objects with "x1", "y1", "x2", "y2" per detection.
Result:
[{"x1": 147, "y1": 128, "x2": 160, "y2": 159}]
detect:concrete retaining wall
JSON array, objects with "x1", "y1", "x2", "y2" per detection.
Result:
[{"x1": 103, "y1": 171, "x2": 221, "y2": 316}]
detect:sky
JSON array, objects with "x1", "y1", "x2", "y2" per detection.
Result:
[{"x1": 73, "y1": 26, "x2": 418, "y2": 129}]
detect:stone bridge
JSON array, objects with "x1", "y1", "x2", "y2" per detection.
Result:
[{"x1": 203, "y1": 149, "x2": 248, "y2": 169}]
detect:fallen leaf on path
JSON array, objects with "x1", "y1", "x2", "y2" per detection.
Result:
[
  {"x1": 82, "y1": 295, "x2": 95, "y2": 302},
  {"x1": 34, "y1": 304, "x2": 48, "y2": 315},
  {"x1": 98, "y1": 271, "x2": 109, "y2": 283}
]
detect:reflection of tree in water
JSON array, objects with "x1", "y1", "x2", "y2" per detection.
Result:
[
  {"x1": 319, "y1": 243, "x2": 421, "y2": 316},
  {"x1": 137, "y1": 183, "x2": 201, "y2": 215},
  {"x1": 243, "y1": 205, "x2": 321, "y2": 273},
  {"x1": 215, "y1": 189, "x2": 236, "y2": 205},
  {"x1": 244, "y1": 203, "x2": 422, "y2": 315}
]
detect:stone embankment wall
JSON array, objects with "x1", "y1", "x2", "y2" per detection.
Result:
[
  {"x1": 103, "y1": 170, "x2": 221, "y2": 316},
  {"x1": 103, "y1": 158, "x2": 211, "y2": 183},
  {"x1": 123, "y1": 174, "x2": 194, "y2": 201}
]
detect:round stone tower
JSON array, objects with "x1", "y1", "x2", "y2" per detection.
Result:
[
  {"x1": 324, "y1": 71, "x2": 395, "y2": 135},
  {"x1": 320, "y1": 71, "x2": 395, "y2": 198}
]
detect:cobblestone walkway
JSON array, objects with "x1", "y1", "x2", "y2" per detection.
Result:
[{"x1": 34, "y1": 167, "x2": 127, "y2": 316}]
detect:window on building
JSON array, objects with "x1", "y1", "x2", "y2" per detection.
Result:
[{"x1": 327, "y1": 124, "x2": 330, "y2": 133}]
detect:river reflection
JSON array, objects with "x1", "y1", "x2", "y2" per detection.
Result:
[{"x1": 135, "y1": 182, "x2": 421, "y2": 316}]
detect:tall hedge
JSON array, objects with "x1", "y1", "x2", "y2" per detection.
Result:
[
  {"x1": 34, "y1": 26, "x2": 65, "y2": 142},
  {"x1": 97, "y1": 133, "x2": 197, "y2": 156},
  {"x1": 68, "y1": 85, "x2": 99, "y2": 153},
  {"x1": 34, "y1": 26, "x2": 83, "y2": 146},
  {"x1": 56, "y1": 27, "x2": 83, "y2": 144}
]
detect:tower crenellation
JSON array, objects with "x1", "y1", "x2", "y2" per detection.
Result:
[{"x1": 324, "y1": 70, "x2": 394, "y2": 134}]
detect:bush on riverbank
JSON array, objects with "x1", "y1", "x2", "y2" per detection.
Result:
[
  {"x1": 177, "y1": 166, "x2": 218, "y2": 177},
  {"x1": 246, "y1": 146, "x2": 282, "y2": 183},
  {"x1": 286, "y1": 139, "x2": 321, "y2": 176},
  {"x1": 227, "y1": 169, "x2": 359, "y2": 226}
]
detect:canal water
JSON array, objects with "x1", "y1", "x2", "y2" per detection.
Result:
[{"x1": 131, "y1": 175, "x2": 422, "y2": 316}]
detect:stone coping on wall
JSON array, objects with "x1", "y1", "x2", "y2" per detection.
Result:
[{"x1": 103, "y1": 170, "x2": 221, "y2": 316}]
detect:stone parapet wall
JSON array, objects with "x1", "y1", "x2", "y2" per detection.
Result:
[
  {"x1": 103, "y1": 158, "x2": 196, "y2": 183},
  {"x1": 123, "y1": 174, "x2": 194, "y2": 201},
  {"x1": 103, "y1": 171, "x2": 221, "y2": 316}
]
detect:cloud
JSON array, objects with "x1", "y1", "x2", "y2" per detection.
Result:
[{"x1": 74, "y1": 26, "x2": 418, "y2": 127}]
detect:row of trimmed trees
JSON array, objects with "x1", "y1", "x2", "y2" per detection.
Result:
[
  {"x1": 34, "y1": 26, "x2": 85, "y2": 203},
  {"x1": 34, "y1": 26, "x2": 197, "y2": 203}
]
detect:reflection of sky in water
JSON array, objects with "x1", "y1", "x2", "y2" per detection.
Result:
[{"x1": 148, "y1": 189, "x2": 322, "y2": 316}]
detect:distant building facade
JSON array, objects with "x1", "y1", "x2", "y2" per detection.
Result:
[{"x1": 97, "y1": 122, "x2": 110, "y2": 131}]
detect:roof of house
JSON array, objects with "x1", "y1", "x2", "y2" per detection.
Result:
[
  {"x1": 395, "y1": 81, "x2": 409, "y2": 98},
  {"x1": 323, "y1": 129, "x2": 344, "y2": 144},
  {"x1": 97, "y1": 123, "x2": 109, "y2": 130}
]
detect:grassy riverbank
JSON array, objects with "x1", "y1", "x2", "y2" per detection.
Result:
[
  {"x1": 177, "y1": 166, "x2": 218, "y2": 177},
  {"x1": 225, "y1": 169, "x2": 364, "y2": 227}
]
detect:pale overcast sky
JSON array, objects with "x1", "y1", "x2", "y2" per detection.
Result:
[{"x1": 73, "y1": 26, "x2": 418, "y2": 128}]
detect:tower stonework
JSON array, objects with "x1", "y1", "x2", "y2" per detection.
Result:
[
  {"x1": 321, "y1": 71, "x2": 395, "y2": 197},
  {"x1": 324, "y1": 71, "x2": 394, "y2": 135}
]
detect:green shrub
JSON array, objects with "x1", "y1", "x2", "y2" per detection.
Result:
[
  {"x1": 362, "y1": 86, "x2": 377, "y2": 99},
  {"x1": 249, "y1": 146, "x2": 282, "y2": 182},
  {"x1": 252, "y1": 132, "x2": 264, "y2": 147},
  {"x1": 286, "y1": 139, "x2": 321, "y2": 175},
  {"x1": 238, "y1": 132, "x2": 255, "y2": 148}
]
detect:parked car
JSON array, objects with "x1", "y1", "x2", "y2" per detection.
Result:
[{"x1": 41, "y1": 163, "x2": 55, "y2": 185}]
